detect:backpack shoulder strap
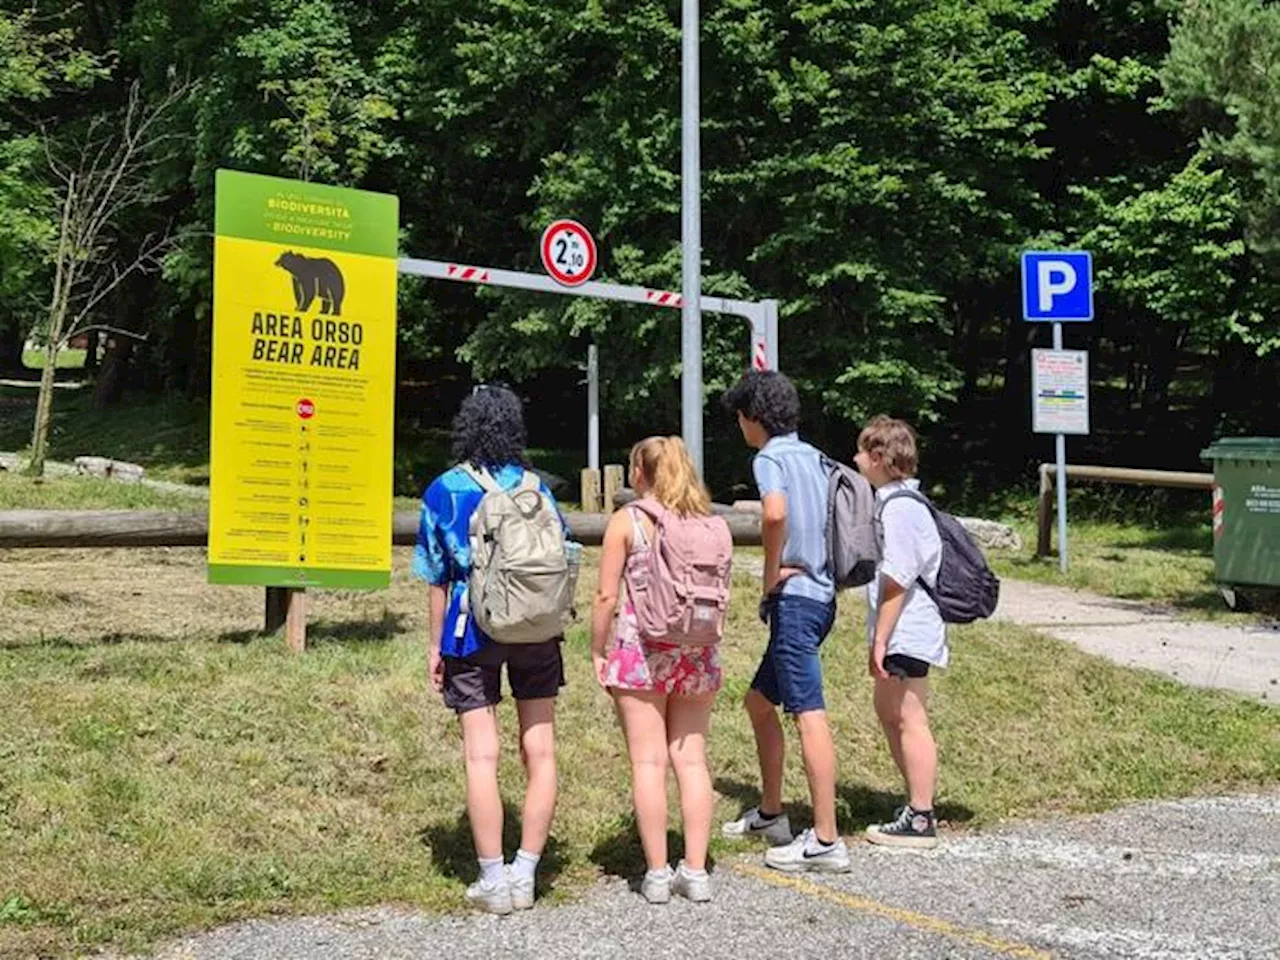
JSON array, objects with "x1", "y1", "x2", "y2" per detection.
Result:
[
  {"x1": 876, "y1": 487, "x2": 934, "y2": 518},
  {"x1": 458, "y1": 462, "x2": 500, "y2": 494},
  {"x1": 875, "y1": 488, "x2": 942, "y2": 604},
  {"x1": 628, "y1": 496, "x2": 668, "y2": 525},
  {"x1": 517, "y1": 469, "x2": 541, "y2": 494}
]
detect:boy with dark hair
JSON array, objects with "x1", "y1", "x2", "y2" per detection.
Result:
[
  {"x1": 719, "y1": 371, "x2": 850, "y2": 873},
  {"x1": 414, "y1": 385, "x2": 566, "y2": 912}
]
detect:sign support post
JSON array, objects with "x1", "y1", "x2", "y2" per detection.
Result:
[
  {"x1": 1053, "y1": 321, "x2": 1068, "y2": 574},
  {"x1": 1022, "y1": 250, "x2": 1094, "y2": 574},
  {"x1": 587, "y1": 343, "x2": 600, "y2": 472}
]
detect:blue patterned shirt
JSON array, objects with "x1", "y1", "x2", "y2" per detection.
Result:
[{"x1": 413, "y1": 464, "x2": 564, "y2": 658}]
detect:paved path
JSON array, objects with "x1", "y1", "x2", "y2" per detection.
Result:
[
  {"x1": 993, "y1": 579, "x2": 1280, "y2": 701},
  {"x1": 736, "y1": 556, "x2": 1279, "y2": 701},
  {"x1": 128, "y1": 794, "x2": 1280, "y2": 960}
]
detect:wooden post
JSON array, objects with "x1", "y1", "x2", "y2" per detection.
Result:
[
  {"x1": 580, "y1": 468, "x2": 602, "y2": 513},
  {"x1": 265, "y1": 586, "x2": 289, "y2": 633},
  {"x1": 285, "y1": 589, "x2": 307, "y2": 653},
  {"x1": 603, "y1": 464, "x2": 624, "y2": 512},
  {"x1": 1037, "y1": 463, "x2": 1053, "y2": 558},
  {"x1": 265, "y1": 586, "x2": 307, "y2": 651}
]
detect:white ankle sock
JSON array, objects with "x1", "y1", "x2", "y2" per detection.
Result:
[
  {"x1": 511, "y1": 848, "x2": 540, "y2": 880},
  {"x1": 478, "y1": 855, "x2": 505, "y2": 886},
  {"x1": 646, "y1": 865, "x2": 672, "y2": 881}
]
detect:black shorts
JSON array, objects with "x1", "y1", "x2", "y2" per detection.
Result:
[
  {"x1": 443, "y1": 638, "x2": 565, "y2": 714},
  {"x1": 884, "y1": 653, "x2": 930, "y2": 679}
]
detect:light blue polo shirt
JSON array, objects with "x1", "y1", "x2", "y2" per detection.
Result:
[{"x1": 752, "y1": 433, "x2": 835, "y2": 604}]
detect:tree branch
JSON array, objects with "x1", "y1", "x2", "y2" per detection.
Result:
[{"x1": 59, "y1": 324, "x2": 150, "y2": 347}]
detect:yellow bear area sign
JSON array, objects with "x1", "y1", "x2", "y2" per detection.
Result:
[{"x1": 208, "y1": 170, "x2": 399, "y2": 589}]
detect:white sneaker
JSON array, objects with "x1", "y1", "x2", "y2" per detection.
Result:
[
  {"x1": 465, "y1": 878, "x2": 513, "y2": 914},
  {"x1": 671, "y1": 861, "x2": 712, "y2": 902},
  {"x1": 764, "y1": 827, "x2": 852, "y2": 873},
  {"x1": 721, "y1": 807, "x2": 793, "y2": 846},
  {"x1": 505, "y1": 866, "x2": 535, "y2": 910},
  {"x1": 641, "y1": 865, "x2": 673, "y2": 904}
]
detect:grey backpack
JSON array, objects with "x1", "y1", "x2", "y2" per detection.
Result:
[
  {"x1": 879, "y1": 489, "x2": 1000, "y2": 623},
  {"x1": 462, "y1": 464, "x2": 576, "y2": 644},
  {"x1": 823, "y1": 456, "x2": 879, "y2": 589}
]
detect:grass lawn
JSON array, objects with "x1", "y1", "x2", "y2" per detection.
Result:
[
  {"x1": 21, "y1": 348, "x2": 86, "y2": 371},
  {"x1": 988, "y1": 518, "x2": 1278, "y2": 621},
  {"x1": 0, "y1": 547, "x2": 1276, "y2": 956},
  {"x1": 0, "y1": 387, "x2": 588, "y2": 503},
  {"x1": 0, "y1": 472, "x2": 206, "y2": 511}
]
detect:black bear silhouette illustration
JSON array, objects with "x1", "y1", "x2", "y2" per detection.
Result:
[{"x1": 275, "y1": 251, "x2": 346, "y2": 316}]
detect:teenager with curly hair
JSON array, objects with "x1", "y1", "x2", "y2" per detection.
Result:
[{"x1": 414, "y1": 385, "x2": 565, "y2": 914}]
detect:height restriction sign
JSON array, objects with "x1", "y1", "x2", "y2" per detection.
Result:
[{"x1": 540, "y1": 219, "x2": 597, "y2": 286}]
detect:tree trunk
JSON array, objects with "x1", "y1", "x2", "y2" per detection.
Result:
[
  {"x1": 94, "y1": 337, "x2": 135, "y2": 409},
  {"x1": 0, "y1": 322, "x2": 23, "y2": 375},
  {"x1": 83, "y1": 331, "x2": 102, "y2": 378},
  {"x1": 26, "y1": 342, "x2": 59, "y2": 476}
]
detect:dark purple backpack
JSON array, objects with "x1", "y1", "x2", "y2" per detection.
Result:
[{"x1": 879, "y1": 490, "x2": 1000, "y2": 623}]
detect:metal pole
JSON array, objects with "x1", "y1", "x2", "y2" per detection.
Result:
[
  {"x1": 680, "y1": 0, "x2": 703, "y2": 476},
  {"x1": 587, "y1": 344, "x2": 600, "y2": 472},
  {"x1": 764, "y1": 299, "x2": 779, "y2": 370},
  {"x1": 1053, "y1": 321, "x2": 1068, "y2": 573}
]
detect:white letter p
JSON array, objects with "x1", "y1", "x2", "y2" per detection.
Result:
[{"x1": 1037, "y1": 260, "x2": 1077, "y2": 312}]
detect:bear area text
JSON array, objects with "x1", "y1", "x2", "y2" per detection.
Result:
[{"x1": 250, "y1": 311, "x2": 363, "y2": 370}]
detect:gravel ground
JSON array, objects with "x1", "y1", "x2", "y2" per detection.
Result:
[{"x1": 126, "y1": 793, "x2": 1279, "y2": 960}]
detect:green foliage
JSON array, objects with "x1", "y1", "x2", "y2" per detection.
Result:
[
  {"x1": 1, "y1": 0, "x2": 1276, "y2": 470},
  {"x1": 0, "y1": 8, "x2": 103, "y2": 349}
]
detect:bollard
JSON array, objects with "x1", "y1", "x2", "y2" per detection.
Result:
[
  {"x1": 580, "y1": 468, "x2": 602, "y2": 513},
  {"x1": 603, "y1": 464, "x2": 624, "y2": 513}
]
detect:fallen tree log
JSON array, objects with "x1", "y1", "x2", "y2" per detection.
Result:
[{"x1": 0, "y1": 509, "x2": 763, "y2": 549}]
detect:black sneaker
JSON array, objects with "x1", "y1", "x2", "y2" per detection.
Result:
[{"x1": 866, "y1": 805, "x2": 939, "y2": 849}]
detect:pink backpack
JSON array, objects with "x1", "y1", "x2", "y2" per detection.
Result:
[{"x1": 625, "y1": 498, "x2": 733, "y2": 645}]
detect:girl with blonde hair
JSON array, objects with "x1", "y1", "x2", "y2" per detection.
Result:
[{"x1": 591, "y1": 436, "x2": 732, "y2": 904}]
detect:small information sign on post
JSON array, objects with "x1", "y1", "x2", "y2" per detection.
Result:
[
  {"x1": 1022, "y1": 250, "x2": 1094, "y2": 573},
  {"x1": 1032, "y1": 349, "x2": 1089, "y2": 436}
]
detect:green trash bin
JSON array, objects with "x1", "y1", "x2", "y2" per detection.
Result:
[{"x1": 1200, "y1": 437, "x2": 1280, "y2": 610}]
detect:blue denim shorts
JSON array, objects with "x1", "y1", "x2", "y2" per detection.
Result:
[{"x1": 751, "y1": 594, "x2": 836, "y2": 714}]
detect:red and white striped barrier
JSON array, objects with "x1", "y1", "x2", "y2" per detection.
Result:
[
  {"x1": 1213, "y1": 485, "x2": 1224, "y2": 538},
  {"x1": 752, "y1": 338, "x2": 768, "y2": 370},
  {"x1": 644, "y1": 289, "x2": 684, "y2": 308},
  {"x1": 446, "y1": 264, "x2": 491, "y2": 283}
]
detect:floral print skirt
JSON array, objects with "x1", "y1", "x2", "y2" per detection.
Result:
[{"x1": 604, "y1": 599, "x2": 722, "y2": 696}]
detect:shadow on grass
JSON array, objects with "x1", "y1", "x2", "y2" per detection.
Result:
[
  {"x1": 217, "y1": 611, "x2": 406, "y2": 646},
  {"x1": 588, "y1": 815, "x2": 718, "y2": 890},
  {"x1": 420, "y1": 803, "x2": 566, "y2": 897},
  {"x1": 0, "y1": 630, "x2": 185, "y2": 651},
  {"x1": 714, "y1": 777, "x2": 975, "y2": 833}
]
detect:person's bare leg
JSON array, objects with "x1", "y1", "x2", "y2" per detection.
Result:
[
  {"x1": 874, "y1": 677, "x2": 907, "y2": 776},
  {"x1": 515, "y1": 697, "x2": 558, "y2": 855},
  {"x1": 794, "y1": 709, "x2": 838, "y2": 841},
  {"x1": 897, "y1": 679, "x2": 937, "y2": 811},
  {"x1": 614, "y1": 690, "x2": 671, "y2": 871},
  {"x1": 745, "y1": 688, "x2": 785, "y2": 813},
  {"x1": 459, "y1": 706, "x2": 503, "y2": 860},
  {"x1": 666, "y1": 692, "x2": 716, "y2": 870}
]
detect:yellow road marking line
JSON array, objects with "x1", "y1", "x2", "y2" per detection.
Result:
[{"x1": 733, "y1": 863, "x2": 1053, "y2": 960}]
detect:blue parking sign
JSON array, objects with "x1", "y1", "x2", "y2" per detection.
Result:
[{"x1": 1022, "y1": 251, "x2": 1093, "y2": 322}]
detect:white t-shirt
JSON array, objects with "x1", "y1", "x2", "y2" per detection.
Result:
[{"x1": 865, "y1": 479, "x2": 949, "y2": 667}]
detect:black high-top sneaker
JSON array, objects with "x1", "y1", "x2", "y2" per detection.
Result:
[{"x1": 866, "y1": 805, "x2": 939, "y2": 849}]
